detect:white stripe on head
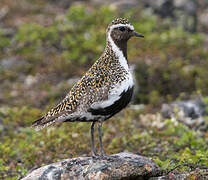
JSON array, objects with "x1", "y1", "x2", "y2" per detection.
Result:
[
  {"x1": 107, "y1": 24, "x2": 133, "y2": 73},
  {"x1": 108, "y1": 33, "x2": 129, "y2": 71},
  {"x1": 109, "y1": 24, "x2": 134, "y2": 31}
]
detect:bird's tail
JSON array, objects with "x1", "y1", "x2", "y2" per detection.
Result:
[{"x1": 31, "y1": 116, "x2": 57, "y2": 131}]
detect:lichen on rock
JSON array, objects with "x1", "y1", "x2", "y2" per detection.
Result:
[{"x1": 22, "y1": 152, "x2": 160, "y2": 180}]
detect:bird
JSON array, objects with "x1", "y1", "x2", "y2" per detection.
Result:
[{"x1": 31, "y1": 18, "x2": 144, "y2": 157}]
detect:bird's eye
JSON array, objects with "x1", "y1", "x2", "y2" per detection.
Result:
[{"x1": 119, "y1": 27, "x2": 125, "y2": 32}]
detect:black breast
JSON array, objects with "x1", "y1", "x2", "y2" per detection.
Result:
[{"x1": 88, "y1": 86, "x2": 134, "y2": 119}]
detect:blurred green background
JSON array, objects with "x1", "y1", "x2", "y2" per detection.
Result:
[{"x1": 0, "y1": 0, "x2": 208, "y2": 179}]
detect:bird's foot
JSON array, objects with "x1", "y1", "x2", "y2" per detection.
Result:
[
  {"x1": 100, "y1": 151, "x2": 107, "y2": 158},
  {"x1": 91, "y1": 152, "x2": 108, "y2": 160},
  {"x1": 100, "y1": 154, "x2": 113, "y2": 160},
  {"x1": 92, "y1": 151, "x2": 99, "y2": 159},
  {"x1": 91, "y1": 153, "x2": 115, "y2": 160},
  {"x1": 99, "y1": 151, "x2": 114, "y2": 160}
]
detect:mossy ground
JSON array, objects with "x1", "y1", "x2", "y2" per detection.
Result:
[{"x1": 0, "y1": 1, "x2": 208, "y2": 179}]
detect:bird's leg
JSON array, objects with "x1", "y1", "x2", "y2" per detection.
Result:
[
  {"x1": 98, "y1": 121, "x2": 106, "y2": 157},
  {"x1": 91, "y1": 122, "x2": 97, "y2": 157}
]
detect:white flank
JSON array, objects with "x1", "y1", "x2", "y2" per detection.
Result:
[
  {"x1": 91, "y1": 24, "x2": 134, "y2": 110},
  {"x1": 91, "y1": 76, "x2": 133, "y2": 109},
  {"x1": 57, "y1": 111, "x2": 105, "y2": 122}
]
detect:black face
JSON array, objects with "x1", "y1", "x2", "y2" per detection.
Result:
[{"x1": 110, "y1": 26, "x2": 133, "y2": 42}]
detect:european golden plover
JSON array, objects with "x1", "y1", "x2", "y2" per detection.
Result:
[{"x1": 32, "y1": 18, "x2": 144, "y2": 157}]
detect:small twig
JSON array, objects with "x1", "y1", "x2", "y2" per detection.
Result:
[
  {"x1": 167, "y1": 161, "x2": 208, "y2": 174},
  {"x1": 167, "y1": 163, "x2": 192, "y2": 174}
]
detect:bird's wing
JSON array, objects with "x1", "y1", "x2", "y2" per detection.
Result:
[
  {"x1": 31, "y1": 96, "x2": 75, "y2": 130},
  {"x1": 31, "y1": 66, "x2": 111, "y2": 131}
]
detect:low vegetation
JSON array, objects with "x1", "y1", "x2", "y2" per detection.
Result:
[{"x1": 0, "y1": 2, "x2": 208, "y2": 179}]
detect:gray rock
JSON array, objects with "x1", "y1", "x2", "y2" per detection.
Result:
[
  {"x1": 24, "y1": 75, "x2": 38, "y2": 88},
  {"x1": 141, "y1": 0, "x2": 174, "y2": 17},
  {"x1": 161, "y1": 98, "x2": 207, "y2": 129},
  {"x1": 161, "y1": 98, "x2": 205, "y2": 119},
  {"x1": 0, "y1": 57, "x2": 28, "y2": 72},
  {"x1": 22, "y1": 152, "x2": 160, "y2": 180},
  {"x1": 199, "y1": 9, "x2": 208, "y2": 28},
  {"x1": 0, "y1": 57, "x2": 20, "y2": 69},
  {"x1": 0, "y1": 6, "x2": 9, "y2": 21}
]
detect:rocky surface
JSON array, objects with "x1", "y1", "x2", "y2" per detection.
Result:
[
  {"x1": 161, "y1": 98, "x2": 206, "y2": 119},
  {"x1": 22, "y1": 152, "x2": 160, "y2": 180},
  {"x1": 161, "y1": 98, "x2": 207, "y2": 129}
]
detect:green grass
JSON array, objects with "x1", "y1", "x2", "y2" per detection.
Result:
[
  {"x1": 1, "y1": 3, "x2": 208, "y2": 179},
  {"x1": 0, "y1": 106, "x2": 208, "y2": 179}
]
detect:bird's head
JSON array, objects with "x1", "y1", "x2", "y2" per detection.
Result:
[{"x1": 107, "y1": 18, "x2": 144, "y2": 43}]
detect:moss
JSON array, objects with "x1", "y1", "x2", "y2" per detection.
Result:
[
  {"x1": 0, "y1": 30, "x2": 10, "y2": 55},
  {"x1": 1, "y1": 105, "x2": 208, "y2": 178},
  {"x1": 1, "y1": 2, "x2": 208, "y2": 179},
  {"x1": 2, "y1": 4, "x2": 208, "y2": 104}
]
